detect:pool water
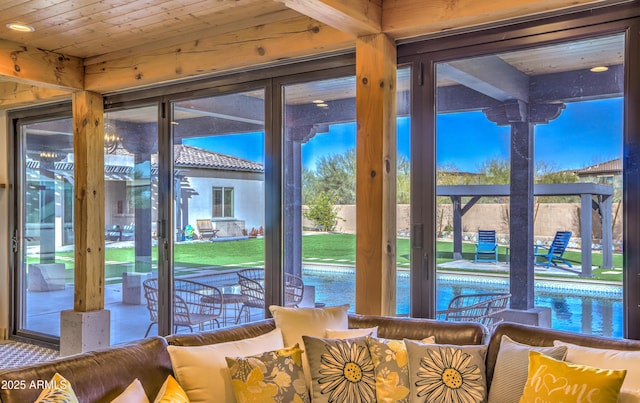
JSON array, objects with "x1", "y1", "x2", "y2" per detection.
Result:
[{"x1": 302, "y1": 268, "x2": 623, "y2": 338}]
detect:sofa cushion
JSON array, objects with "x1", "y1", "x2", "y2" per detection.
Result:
[
  {"x1": 520, "y1": 351, "x2": 626, "y2": 402},
  {"x1": 325, "y1": 326, "x2": 378, "y2": 339},
  {"x1": 35, "y1": 373, "x2": 78, "y2": 403},
  {"x1": 225, "y1": 344, "x2": 309, "y2": 403},
  {"x1": 366, "y1": 336, "x2": 435, "y2": 403},
  {"x1": 405, "y1": 339, "x2": 487, "y2": 403},
  {"x1": 302, "y1": 335, "x2": 376, "y2": 403},
  {"x1": 167, "y1": 328, "x2": 283, "y2": 403},
  {"x1": 269, "y1": 304, "x2": 349, "y2": 347},
  {"x1": 153, "y1": 375, "x2": 190, "y2": 403},
  {"x1": 111, "y1": 379, "x2": 148, "y2": 403},
  {"x1": 554, "y1": 340, "x2": 640, "y2": 402},
  {"x1": 488, "y1": 335, "x2": 567, "y2": 403}
]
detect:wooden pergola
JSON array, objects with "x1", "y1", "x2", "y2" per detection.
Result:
[{"x1": 438, "y1": 183, "x2": 615, "y2": 277}]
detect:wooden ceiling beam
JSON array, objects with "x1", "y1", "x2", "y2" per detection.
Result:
[
  {"x1": 0, "y1": 38, "x2": 83, "y2": 91},
  {"x1": 0, "y1": 81, "x2": 71, "y2": 109},
  {"x1": 276, "y1": 0, "x2": 382, "y2": 36},
  {"x1": 84, "y1": 16, "x2": 354, "y2": 94},
  {"x1": 382, "y1": 0, "x2": 610, "y2": 39}
]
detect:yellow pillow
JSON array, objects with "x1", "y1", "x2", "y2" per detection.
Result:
[
  {"x1": 154, "y1": 375, "x2": 190, "y2": 403},
  {"x1": 35, "y1": 373, "x2": 79, "y2": 403},
  {"x1": 520, "y1": 351, "x2": 626, "y2": 403}
]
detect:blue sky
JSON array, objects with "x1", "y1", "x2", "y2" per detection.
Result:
[{"x1": 184, "y1": 97, "x2": 623, "y2": 173}]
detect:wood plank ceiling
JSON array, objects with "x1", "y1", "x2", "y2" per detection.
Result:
[{"x1": 0, "y1": 0, "x2": 622, "y2": 108}]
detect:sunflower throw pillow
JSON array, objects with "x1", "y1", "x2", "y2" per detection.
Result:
[
  {"x1": 225, "y1": 344, "x2": 310, "y2": 403},
  {"x1": 404, "y1": 339, "x2": 488, "y2": 403},
  {"x1": 303, "y1": 335, "x2": 376, "y2": 403}
]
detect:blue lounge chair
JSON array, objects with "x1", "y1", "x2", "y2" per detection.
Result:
[
  {"x1": 535, "y1": 231, "x2": 573, "y2": 268},
  {"x1": 475, "y1": 230, "x2": 498, "y2": 263}
]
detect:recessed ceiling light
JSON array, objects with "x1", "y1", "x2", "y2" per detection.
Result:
[
  {"x1": 312, "y1": 100, "x2": 324, "y2": 104},
  {"x1": 590, "y1": 66, "x2": 609, "y2": 73},
  {"x1": 6, "y1": 23, "x2": 35, "y2": 32}
]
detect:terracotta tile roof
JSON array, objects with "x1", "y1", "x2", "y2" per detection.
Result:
[
  {"x1": 28, "y1": 144, "x2": 264, "y2": 174},
  {"x1": 173, "y1": 144, "x2": 263, "y2": 172},
  {"x1": 574, "y1": 158, "x2": 622, "y2": 176}
]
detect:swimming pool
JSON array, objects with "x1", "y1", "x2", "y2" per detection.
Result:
[{"x1": 302, "y1": 266, "x2": 623, "y2": 338}]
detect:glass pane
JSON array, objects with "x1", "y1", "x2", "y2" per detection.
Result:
[
  {"x1": 20, "y1": 117, "x2": 74, "y2": 337},
  {"x1": 104, "y1": 106, "x2": 159, "y2": 343},
  {"x1": 397, "y1": 66, "x2": 411, "y2": 316},
  {"x1": 434, "y1": 34, "x2": 624, "y2": 336},
  {"x1": 283, "y1": 76, "x2": 356, "y2": 311},
  {"x1": 172, "y1": 89, "x2": 266, "y2": 329}
]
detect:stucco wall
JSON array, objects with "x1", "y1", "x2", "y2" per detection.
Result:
[
  {"x1": 316, "y1": 202, "x2": 623, "y2": 244},
  {"x1": 187, "y1": 175, "x2": 265, "y2": 234}
]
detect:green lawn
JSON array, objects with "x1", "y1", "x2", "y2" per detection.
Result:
[{"x1": 38, "y1": 233, "x2": 622, "y2": 283}]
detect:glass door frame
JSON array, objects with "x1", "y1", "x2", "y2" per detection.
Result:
[
  {"x1": 9, "y1": 102, "x2": 73, "y2": 347},
  {"x1": 399, "y1": 6, "x2": 640, "y2": 338}
]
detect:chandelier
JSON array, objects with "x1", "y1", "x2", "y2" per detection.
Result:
[
  {"x1": 104, "y1": 121, "x2": 121, "y2": 154},
  {"x1": 37, "y1": 151, "x2": 63, "y2": 163}
]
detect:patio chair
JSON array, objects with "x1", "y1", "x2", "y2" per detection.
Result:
[
  {"x1": 142, "y1": 278, "x2": 223, "y2": 337},
  {"x1": 534, "y1": 231, "x2": 573, "y2": 269},
  {"x1": 196, "y1": 219, "x2": 219, "y2": 240},
  {"x1": 236, "y1": 268, "x2": 304, "y2": 323},
  {"x1": 474, "y1": 229, "x2": 498, "y2": 263},
  {"x1": 436, "y1": 292, "x2": 511, "y2": 329}
]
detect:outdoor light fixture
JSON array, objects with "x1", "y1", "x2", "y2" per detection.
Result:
[
  {"x1": 312, "y1": 99, "x2": 325, "y2": 104},
  {"x1": 6, "y1": 23, "x2": 35, "y2": 32},
  {"x1": 104, "y1": 122, "x2": 121, "y2": 154},
  {"x1": 590, "y1": 66, "x2": 609, "y2": 73},
  {"x1": 316, "y1": 103, "x2": 329, "y2": 108},
  {"x1": 37, "y1": 151, "x2": 63, "y2": 163}
]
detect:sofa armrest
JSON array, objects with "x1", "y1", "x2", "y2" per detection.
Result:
[
  {"x1": 0, "y1": 337, "x2": 172, "y2": 403},
  {"x1": 486, "y1": 322, "x2": 640, "y2": 386}
]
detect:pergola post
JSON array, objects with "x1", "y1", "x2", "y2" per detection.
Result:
[
  {"x1": 580, "y1": 194, "x2": 593, "y2": 277},
  {"x1": 509, "y1": 121, "x2": 535, "y2": 310},
  {"x1": 451, "y1": 196, "x2": 463, "y2": 260},
  {"x1": 600, "y1": 195, "x2": 613, "y2": 269}
]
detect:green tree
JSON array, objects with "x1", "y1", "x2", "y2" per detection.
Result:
[
  {"x1": 304, "y1": 191, "x2": 344, "y2": 231},
  {"x1": 310, "y1": 148, "x2": 356, "y2": 204},
  {"x1": 397, "y1": 155, "x2": 411, "y2": 204}
]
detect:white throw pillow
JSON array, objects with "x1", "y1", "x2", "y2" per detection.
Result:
[
  {"x1": 554, "y1": 340, "x2": 640, "y2": 402},
  {"x1": 269, "y1": 304, "x2": 349, "y2": 388},
  {"x1": 167, "y1": 328, "x2": 284, "y2": 403},
  {"x1": 325, "y1": 326, "x2": 378, "y2": 339},
  {"x1": 488, "y1": 335, "x2": 567, "y2": 403},
  {"x1": 269, "y1": 304, "x2": 349, "y2": 347}
]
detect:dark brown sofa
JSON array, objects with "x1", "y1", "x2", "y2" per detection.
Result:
[
  {"x1": 0, "y1": 314, "x2": 485, "y2": 402},
  {"x1": 3, "y1": 315, "x2": 639, "y2": 403},
  {"x1": 0, "y1": 337, "x2": 172, "y2": 403},
  {"x1": 486, "y1": 322, "x2": 640, "y2": 386}
]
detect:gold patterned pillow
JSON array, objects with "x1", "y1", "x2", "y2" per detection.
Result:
[
  {"x1": 35, "y1": 373, "x2": 78, "y2": 403},
  {"x1": 520, "y1": 351, "x2": 626, "y2": 403},
  {"x1": 366, "y1": 336, "x2": 435, "y2": 403},
  {"x1": 225, "y1": 344, "x2": 310, "y2": 403}
]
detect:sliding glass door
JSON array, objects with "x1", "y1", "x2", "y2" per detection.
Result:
[
  {"x1": 403, "y1": 20, "x2": 633, "y2": 337},
  {"x1": 16, "y1": 116, "x2": 74, "y2": 340}
]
